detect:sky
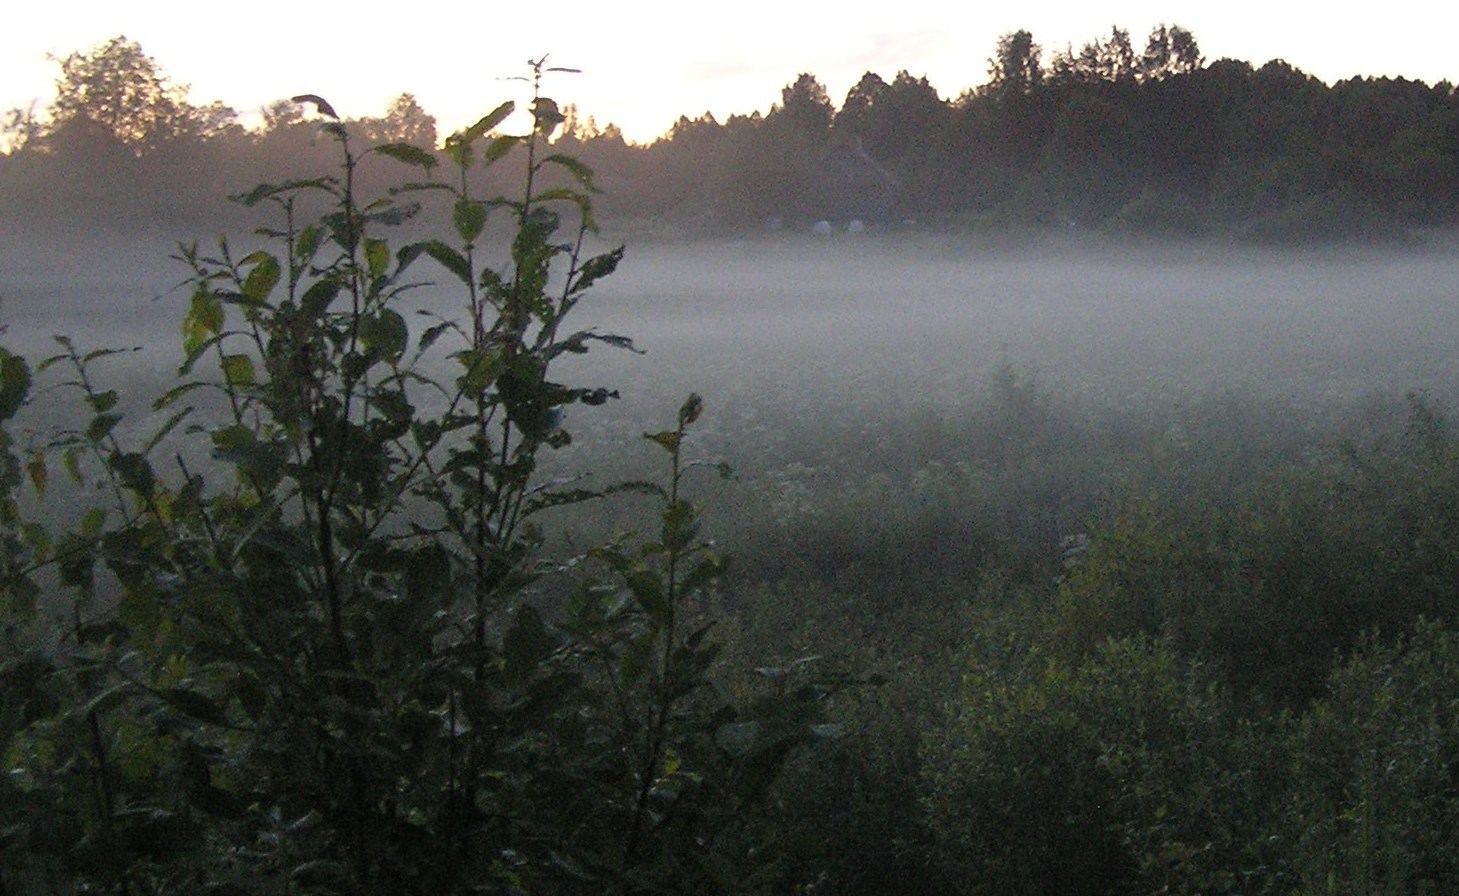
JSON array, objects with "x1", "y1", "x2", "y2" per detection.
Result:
[{"x1": 4, "y1": 2, "x2": 1458, "y2": 144}]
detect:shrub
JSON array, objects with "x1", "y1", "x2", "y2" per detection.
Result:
[
  {"x1": 0, "y1": 71, "x2": 840, "y2": 895},
  {"x1": 920, "y1": 630, "x2": 1270, "y2": 896},
  {"x1": 1282, "y1": 619, "x2": 1459, "y2": 895}
]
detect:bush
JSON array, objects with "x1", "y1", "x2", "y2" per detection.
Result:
[
  {"x1": 920, "y1": 630, "x2": 1271, "y2": 896},
  {"x1": 1282, "y1": 619, "x2": 1459, "y2": 895},
  {"x1": 0, "y1": 72, "x2": 841, "y2": 895}
]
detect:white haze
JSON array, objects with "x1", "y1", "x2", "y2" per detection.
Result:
[{"x1": 5, "y1": 229, "x2": 1459, "y2": 444}]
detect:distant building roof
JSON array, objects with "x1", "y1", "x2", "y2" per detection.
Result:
[{"x1": 810, "y1": 135, "x2": 900, "y2": 221}]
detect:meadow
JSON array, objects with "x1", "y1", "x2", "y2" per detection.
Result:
[{"x1": 8, "y1": 215, "x2": 1459, "y2": 894}]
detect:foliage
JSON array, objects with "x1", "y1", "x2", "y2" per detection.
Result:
[
  {"x1": 1282, "y1": 619, "x2": 1459, "y2": 895},
  {"x1": 46, "y1": 35, "x2": 235, "y2": 149},
  {"x1": 0, "y1": 71, "x2": 841, "y2": 895},
  {"x1": 985, "y1": 30, "x2": 1044, "y2": 98},
  {"x1": 920, "y1": 630, "x2": 1274, "y2": 896}
]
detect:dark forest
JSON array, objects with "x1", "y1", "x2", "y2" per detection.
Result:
[{"x1": 4, "y1": 26, "x2": 1459, "y2": 240}]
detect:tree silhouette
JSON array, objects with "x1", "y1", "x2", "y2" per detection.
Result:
[
  {"x1": 836, "y1": 72, "x2": 891, "y2": 137},
  {"x1": 46, "y1": 36, "x2": 232, "y2": 151},
  {"x1": 773, "y1": 73, "x2": 835, "y2": 135},
  {"x1": 986, "y1": 30, "x2": 1044, "y2": 98},
  {"x1": 358, "y1": 92, "x2": 438, "y2": 148}
]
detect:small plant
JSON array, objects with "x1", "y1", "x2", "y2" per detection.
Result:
[{"x1": 0, "y1": 65, "x2": 839, "y2": 895}]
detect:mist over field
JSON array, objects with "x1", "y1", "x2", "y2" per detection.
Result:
[
  {"x1": 7, "y1": 225, "x2": 1458, "y2": 581},
  {"x1": 7, "y1": 187, "x2": 1459, "y2": 896},
  {"x1": 576, "y1": 233, "x2": 1459, "y2": 409},
  {"x1": 9, "y1": 227, "x2": 1458, "y2": 432},
  {"x1": 11, "y1": 227, "x2": 1459, "y2": 472}
]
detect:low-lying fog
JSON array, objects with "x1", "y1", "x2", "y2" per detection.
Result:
[
  {"x1": 575, "y1": 235, "x2": 1459, "y2": 416},
  {"x1": 5, "y1": 229, "x2": 1459, "y2": 438}
]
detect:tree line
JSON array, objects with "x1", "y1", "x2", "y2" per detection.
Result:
[
  {"x1": 4, "y1": 28, "x2": 1459, "y2": 238},
  {"x1": 8, "y1": 29, "x2": 1459, "y2": 239}
]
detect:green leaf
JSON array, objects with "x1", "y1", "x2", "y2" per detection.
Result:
[
  {"x1": 504, "y1": 605, "x2": 558, "y2": 685},
  {"x1": 422, "y1": 240, "x2": 472, "y2": 284},
  {"x1": 533, "y1": 187, "x2": 589, "y2": 207},
  {"x1": 82, "y1": 681, "x2": 138, "y2": 716},
  {"x1": 211, "y1": 423, "x2": 285, "y2": 476},
  {"x1": 442, "y1": 139, "x2": 473, "y2": 168},
  {"x1": 0, "y1": 349, "x2": 31, "y2": 420},
  {"x1": 221, "y1": 354, "x2": 255, "y2": 386},
  {"x1": 292, "y1": 93, "x2": 339, "y2": 119},
  {"x1": 374, "y1": 141, "x2": 438, "y2": 171},
  {"x1": 568, "y1": 247, "x2": 624, "y2": 294},
  {"x1": 184, "y1": 290, "x2": 225, "y2": 356},
  {"x1": 678, "y1": 393, "x2": 703, "y2": 427},
  {"x1": 548, "y1": 330, "x2": 640, "y2": 360},
  {"x1": 86, "y1": 412, "x2": 122, "y2": 443},
  {"x1": 159, "y1": 688, "x2": 227, "y2": 725},
  {"x1": 454, "y1": 198, "x2": 488, "y2": 243},
  {"x1": 79, "y1": 506, "x2": 106, "y2": 536},
  {"x1": 679, "y1": 554, "x2": 728, "y2": 594},
  {"x1": 2, "y1": 574, "x2": 38, "y2": 618},
  {"x1": 644, "y1": 430, "x2": 681, "y2": 454},
  {"x1": 300, "y1": 278, "x2": 342, "y2": 317},
  {"x1": 453, "y1": 101, "x2": 515, "y2": 145},
  {"x1": 482, "y1": 134, "x2": 521, "y2": 166},
  {"x1": 405, "y1": 543, "x2": 450, "y2": 604},
  {"x1": 416, "y1": 321, "x2": 452, "y2": 355},
  {"x1": 716, "y1": 721, "x2": 760, "y2": 757},
  {"x1": 395, "y1": 241, "x2": 426, "y2": 275},
  {"x1": 663, "y1": 509, "x2": 700, "y2": 554},
  {"x1": 620, "y1": 629, "x2": 654, "y2": 685},
  {"x1": 63, "y1": 447, "x2": 82, "y2": 484},
  {"x1": 625, "y1": 569, "x2": 670, "y2": 625},
  {"x1": 153, "y1": 380, "x2": 205, "y2": 410},
  {"x1": 109, "y1": 452, "x2": 155, "y2": 498},
  {"x1": 296, "y1": 224, "x2": 324, "y2": 261},
  {"x1": 89, "y1": 389, "x2": 118, "y2": 413},
  {"x1": 542, "y1": 154, "x2": 598, "y2": 191},
  {"x1": 26, "y1": 451, "x2": 47, "y2": 496},
  {"x1": 364, "y1": 238, "x2": 390, "y2": 278},
  {"x1": 368, "y1": 387, "x2": 412, "y2": 425},
  {"x1": 361, "y1": 310, "x2": 408, "y2": 363},
  {"x1": 241, "y1": 254, "x2": 281, "y2": 303},
  {"x1": 531, "y1": 97, "x2": 565, "y2": 135},
  {"x1": 143, "y1": 406, "x2": 192, "y2": 454},
  {"x1": 82, "y1": 346, "x2": 138, "y2": 365}
]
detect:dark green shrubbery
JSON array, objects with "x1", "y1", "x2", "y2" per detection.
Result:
[
  {"x1": 917, "y1": 616, "x2": 1459, "y2": 896},
  {"x1": 908, "y1": 393, "x2": 1459, "y2": 896},
  {"x1": 1050, "y1": 392, "x2": 1459, "y2": 704},
  {"x1": 919, "y1": 630, "x2": 1270, "y2": 896},
  {"x1": 1283, "y1": 619, "x2": 1459, "y2": 895},
  {"x1": 0, "y1": 74, "x2": 846, "y2": 895}
]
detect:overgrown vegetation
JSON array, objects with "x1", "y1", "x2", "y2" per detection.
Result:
[
  {"x1": 0, "y1": 72, "x2": 848, "y2": 895},
  {"x1": 711, "y1": 382, "x2": 1459, "y2": 895},
  {"x1": 8, "y1": 53, "x2": 1459, "y2": 896}
]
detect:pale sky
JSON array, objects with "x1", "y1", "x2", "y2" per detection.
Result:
[{"x1": 4, "y1": 2, "x2": 1457, "y2": 144}]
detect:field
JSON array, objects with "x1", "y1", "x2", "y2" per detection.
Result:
[
  {"x1": 8, "y1": 224, "x2": 1459, "y2": 894},
  {"x1": 7, "y1": 226, "x2": 1459, "y2": 576}
]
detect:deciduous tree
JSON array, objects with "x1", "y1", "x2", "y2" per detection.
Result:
[{"x1": 46, "y1": 35, "x2": 233, "y2": 150}]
